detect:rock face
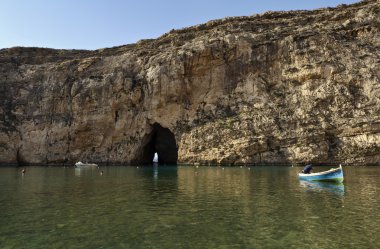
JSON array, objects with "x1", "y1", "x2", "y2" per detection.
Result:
[{"x1": 1, "y1": 0, "x2": 379, "y2": 166}]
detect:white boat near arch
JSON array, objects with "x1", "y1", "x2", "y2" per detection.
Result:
[{"x1": 75, "y1": 161, "x2": 98, "y2": 168}]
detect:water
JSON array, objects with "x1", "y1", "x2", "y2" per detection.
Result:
[{"x1": 0, "y1": 166, "x2": 379, "y2": 249}]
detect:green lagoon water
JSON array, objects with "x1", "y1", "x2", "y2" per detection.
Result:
[{"x1": 0, "y1": 166, "x2": 379, "y2": 249}]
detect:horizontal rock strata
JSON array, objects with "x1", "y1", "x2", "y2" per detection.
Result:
[{"x1": 0, "y1": 0, "x2": 379, "y2": 166}]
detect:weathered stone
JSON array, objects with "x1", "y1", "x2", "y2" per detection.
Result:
[{"x1": 0, "y1": 0, "x2": 379, "y2": 166}]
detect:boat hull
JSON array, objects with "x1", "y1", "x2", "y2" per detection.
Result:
[
  {"x1": 298, "y1": 166, "x2": 343, "y2": 182},
  {"x1": 75, "y1": 162, "x2": 98, "y2": 167}
]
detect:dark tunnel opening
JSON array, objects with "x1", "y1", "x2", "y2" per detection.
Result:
[{"x1": 140, "y1": 123, "x2": 178, "y2": 165}]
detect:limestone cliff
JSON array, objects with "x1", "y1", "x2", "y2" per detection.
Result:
[{"x1": 1, "y1": 0, "x2": 379, "y2": 166}]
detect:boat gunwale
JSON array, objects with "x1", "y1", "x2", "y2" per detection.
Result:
[{"x1": 298, "y1": 166, "x2": 342, "y2": 177}]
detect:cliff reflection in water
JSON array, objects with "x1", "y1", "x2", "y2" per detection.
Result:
[{"x1": 1, "y1": 166, "x2": 380, "y2": 248}]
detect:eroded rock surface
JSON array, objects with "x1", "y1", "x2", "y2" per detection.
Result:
[{"x1": 1, "y1": 0, "x2": 379, "y2": 165}]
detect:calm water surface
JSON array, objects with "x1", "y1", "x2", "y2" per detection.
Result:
[{"x1": 0, "y1": 166, "x2": 379, "y2": 249}]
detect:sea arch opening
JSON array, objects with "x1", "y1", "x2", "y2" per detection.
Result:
[{"x1": 140, "y1": 123, "x2": 178, "y2": 165}]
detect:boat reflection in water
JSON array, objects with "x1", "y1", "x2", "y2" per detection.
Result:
[
  {"x1": 300, "y1": 180, "x2": 345, "y2": 196},
  {"x1": 74, "y1": 166, "x2": 98, "y2": 177}
]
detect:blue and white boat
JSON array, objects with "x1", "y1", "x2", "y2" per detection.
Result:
[{"x1": 298, "y1": 165, "x2": 344, "y2": 182}]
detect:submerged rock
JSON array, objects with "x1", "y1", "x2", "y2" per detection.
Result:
[{"x1": 0, "y1": 0, "x2": 379, "y2": 166}]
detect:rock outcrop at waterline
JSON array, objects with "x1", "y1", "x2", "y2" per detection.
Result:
[{"x1": 1, "y1": 0, "x2": 379, "y2": 166}]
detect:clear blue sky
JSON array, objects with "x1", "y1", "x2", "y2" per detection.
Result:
[{"x1": 0, "y1": 0, "x2": 360, "y2": 50}]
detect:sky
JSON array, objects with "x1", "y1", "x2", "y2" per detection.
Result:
[{"x1": 0, "y1": 0, "x2": 360, "y2": 50}]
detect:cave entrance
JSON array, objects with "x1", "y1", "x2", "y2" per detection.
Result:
[{"x1": 141, "y1": 123, "x2": 178, "y2": 165}]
